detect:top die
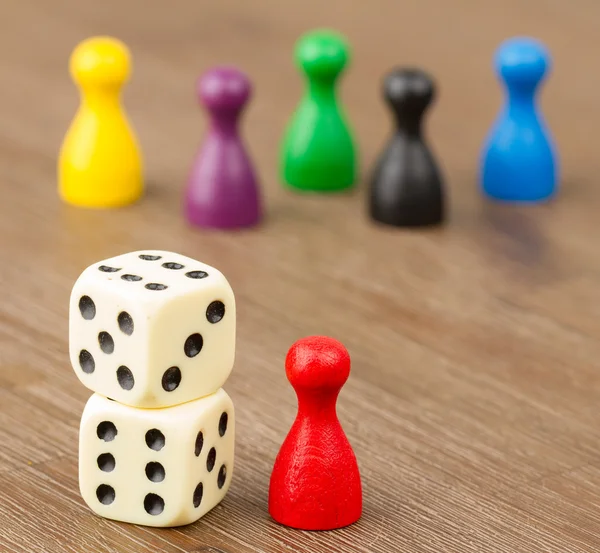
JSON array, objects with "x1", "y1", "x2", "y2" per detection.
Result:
[{"x1": 69, "y1": 251, "x2": 236, "y2": 408}]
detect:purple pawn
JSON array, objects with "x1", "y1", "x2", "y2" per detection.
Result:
[{"x1": 185, "y1": 67, "x2": 262, "y2": 229}]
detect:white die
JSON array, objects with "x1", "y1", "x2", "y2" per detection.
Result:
[
  {"x1": 69, "y1": 251, "x2": 236, "y2": 408},
  {"x1": 79, "y1": 389, "x2": 235, "y2": 527}
]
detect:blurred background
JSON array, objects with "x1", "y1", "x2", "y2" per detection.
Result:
[{"x1": 2, "y1": 0, "x2": 596, "y2": 215}]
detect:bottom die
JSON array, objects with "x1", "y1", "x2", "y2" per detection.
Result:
[{"x1": 79, "y1": 389, "x2": 235, "y2": 527}]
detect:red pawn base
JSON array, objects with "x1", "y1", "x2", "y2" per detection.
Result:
[{"x1": 268, "y1": 460, "x2": 362, "y2": 531}]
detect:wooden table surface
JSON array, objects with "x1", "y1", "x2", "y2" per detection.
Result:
[{"x1": 2, "y1": 1, "x2": 600, "y2": 552}]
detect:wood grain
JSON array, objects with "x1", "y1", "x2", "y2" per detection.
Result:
[{"x1": 1, "y1": 0, "x2": 599, "y2": 551}]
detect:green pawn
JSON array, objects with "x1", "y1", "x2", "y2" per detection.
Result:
[{"x1": 280, "y1": 30, "x2": 357, "y2": 192}]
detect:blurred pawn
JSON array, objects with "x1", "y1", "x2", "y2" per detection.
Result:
[
  {"x1": 59, "y1": 36, "x2": 143, "y2": 208},
  {"x1": 185, "y1": 67, "x2": 262, "y2": 229},
  {"x1": 480, "y1": 37, "x2": 558, "y2": 202},
  {"x1": 368, "y1": 68, "x2": 445, "y2": 227}
]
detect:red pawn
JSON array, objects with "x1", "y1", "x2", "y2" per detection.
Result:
[{"x1": 268, "y1": 336, "x2": 362, "y2": 530}]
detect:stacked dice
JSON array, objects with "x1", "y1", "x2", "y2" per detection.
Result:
[{"x1": 69, "y1": 250, "x2": 236, "y2": 527}]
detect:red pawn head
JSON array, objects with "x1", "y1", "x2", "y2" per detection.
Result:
[
  {"x1": 285, "y1": 336, "x2": 350, "y2": 393},
  {"x1": 269, "y1": 336, "x2": 362, "y2": 531}
]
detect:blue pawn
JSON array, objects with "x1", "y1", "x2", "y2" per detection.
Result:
[{"x1": 480, "y1": 37, "x2": 558, "y2": 203}]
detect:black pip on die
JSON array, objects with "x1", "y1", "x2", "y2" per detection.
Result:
[{"x1": 70, "y1": 251, "x2": 236, "y2": 527}]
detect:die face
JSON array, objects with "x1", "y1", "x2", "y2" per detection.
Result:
[
  {"x1": 70, "y1": 279, "x2": 150, "y2": 405},
  {"x1": 148, "y1": 282, "x2": 235, "y2": 406},
  {"x1": 69, "y1": 250, "x2": 236, "y2": 407},
  {"x1": 79, "y1": 390, "x2": 235, "y2": 527}
]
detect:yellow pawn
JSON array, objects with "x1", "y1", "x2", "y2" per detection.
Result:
[{"x1": 59, "y1": 37, "x2": 143, "y2": 208}]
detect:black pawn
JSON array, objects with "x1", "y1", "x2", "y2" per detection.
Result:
[{"x1": 369, "y1": 68, "x2": 445, "y2": 227}]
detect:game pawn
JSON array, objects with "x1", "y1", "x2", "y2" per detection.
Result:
[
  {"x1": 185, "y1": 67, "x2": 262, "y2": 229},
  {"x1": 58, "y1": 36, "x2": 143, "y2": 208},
  {"x1": 268, "y1": 336, "x2": 362, "y2": 530},
  {"x1": 69, "y1": 251, "x2": 236, "y2": 527},
  {"x1": 369, "y1": 68, "x2": 445, "y2": 227},
  {"x1": 280, "y1": 30, "x2": 357, "y2": 192},
  {"x1": 480, "y1": 37, "x2": 558, "y2": 202}
]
